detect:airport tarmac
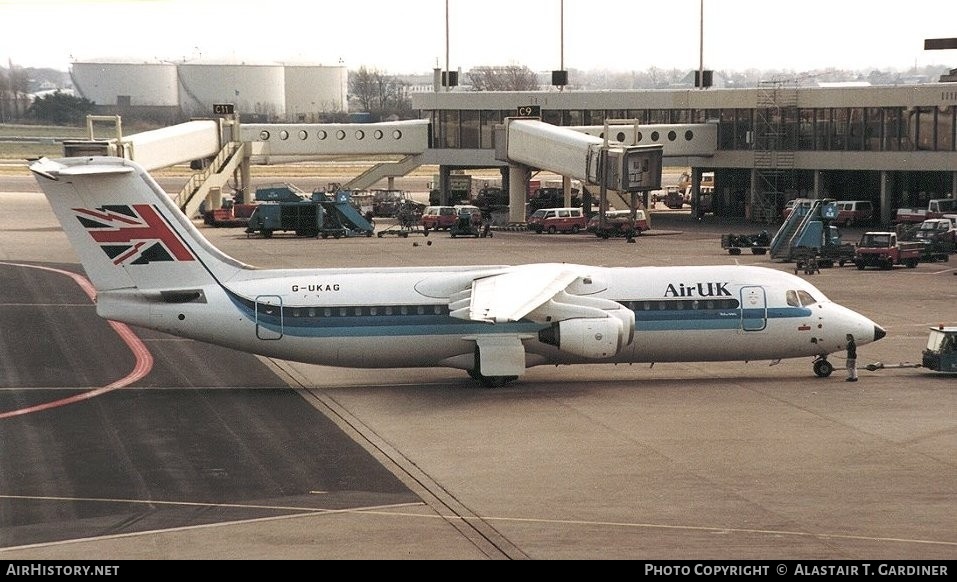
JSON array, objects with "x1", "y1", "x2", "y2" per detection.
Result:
[{"x1": 0, "y1": 174, "x2": 955, "y2": 561}]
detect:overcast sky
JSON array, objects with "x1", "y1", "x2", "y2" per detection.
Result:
[{"x1": 2, "y1": 0, "x2": 954, "y2": 73}]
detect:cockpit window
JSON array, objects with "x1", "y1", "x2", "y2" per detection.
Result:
[
  {"x1": 798, "y1": 291, "x2": 817, "y2": 306},
  {"x1": 787, "y1": 289, "x2": 818, "y2": 307},
  {"x1": 786, "y1": 290, "x2": 799, "y2": 307}
]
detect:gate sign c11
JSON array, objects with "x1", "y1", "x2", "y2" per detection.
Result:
[
  {"x1": 517, "y1": 105, "x2": 541, "y2": 117},
  {"x1": 213, "y1": 103, "x2": 235, "y2": 115}
]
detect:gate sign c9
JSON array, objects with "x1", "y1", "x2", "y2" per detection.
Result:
[{"x1": 517, "y1": 105, "x2": 541, "y2": 117}]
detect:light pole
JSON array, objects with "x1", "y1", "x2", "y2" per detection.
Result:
[
  {"x1": 445, "y1": 0, "x2": 450, "y2": 92},
  {"x1": 552, "y1": 0, "x2": 568, "y2": 90},
  {"x1": 698, "y1": 0, "x2": 704, "y2": 90}
]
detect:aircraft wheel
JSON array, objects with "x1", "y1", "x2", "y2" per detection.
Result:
[
  {"x1": 468, "y1": 369, "x2": 516, "y2": 388},
  {"x1": 813, "y1": 358, "x2": 834, "y2": 378}
]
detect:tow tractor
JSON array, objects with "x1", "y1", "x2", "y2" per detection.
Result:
[
  {"x1": 920, "y1": 326, "x2": 957, "y2": 373},
  {"x1": 863, "y1": 325, "x2": 957, "y2": 374}
]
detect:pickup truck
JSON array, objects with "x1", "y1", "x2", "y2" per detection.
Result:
[
  {"x1": 854, "y1": 232, "x2": 922, "y2": 269},
  {"x1": 894, "y1": 198, "x2": 957, "y2": 224}
]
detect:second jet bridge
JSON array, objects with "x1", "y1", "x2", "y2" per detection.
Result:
[{"x1": 495, "y1": 118, "x2": 666, "y2": 223}]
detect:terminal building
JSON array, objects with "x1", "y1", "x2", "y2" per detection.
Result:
[
  {"x1": 411, "y1": 83, "x2": 957, "y2": 224},
  {"x1": 65, "y1": 62, "x2": 957, "y2": 226}
]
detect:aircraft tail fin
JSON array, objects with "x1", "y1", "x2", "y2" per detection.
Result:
[{"x1": 30, "y1": 156, "x2": 244, "y2": 294}]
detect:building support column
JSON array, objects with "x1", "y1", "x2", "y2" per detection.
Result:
[
  {"x1": 691, "y1": 167, "x2": 702, "y2": 217},
  {"x1": 239, "y1": 150, "x2": 252, "y2": 204},
  {"x1": 509, "y1": 164, "x2": 530, "y2": 224},
  {"x1": 439, "y1": 165, "x2": 451, "y2": 205},
  {"x1": 951, "y1": 171, "x2": 957, "y2": 198},
  {"x1": 813, "y1": 170, "x2": 823, "y2": 199},
  {"x1": 563, "y1": 175, "x2": 572, "y2": 207},
  {"x1": 749, "y1": 169, "x2": 759, "y2": 219},
  {"x1": 880, "y1": 170, "x2": 894, "y2": 226}
]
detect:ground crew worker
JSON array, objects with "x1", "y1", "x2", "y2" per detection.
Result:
[{"x1": 845, "y1": 334, "x2": 858, "y2": 382}]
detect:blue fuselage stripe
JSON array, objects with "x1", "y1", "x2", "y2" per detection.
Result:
[{"x1": 226, "y1": 290, "x2": 812, "y2": 338}]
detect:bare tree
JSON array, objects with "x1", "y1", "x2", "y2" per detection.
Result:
[
  {"x1": 7, "y1": 66, "x2": 30, "y2": 120},
  {"x1": 467, "y1": 66, "x2": 540, "y2": 91},
  {"x1": 0, "y1": 68, "x2": 8, "y2": 122},
  {"x1": 348, "y1": 66, "x2": 410, "y2": 120}
]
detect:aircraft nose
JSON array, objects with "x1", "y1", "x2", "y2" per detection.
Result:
[{"x1": 874, "y1": 325, "x2": 887, "y2": 342}]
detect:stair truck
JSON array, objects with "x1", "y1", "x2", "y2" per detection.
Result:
[{"x1": 768, "y1": 199, "x2": 856, "y2": 268}]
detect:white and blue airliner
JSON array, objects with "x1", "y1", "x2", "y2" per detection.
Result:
[{"x1": 31, "y1": 156, "x2": 885, "y2": 387}]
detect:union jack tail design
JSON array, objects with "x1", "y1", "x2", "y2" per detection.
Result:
[
  {"x1": 30, "y1": 156, "x2": 236, "y2": 294},
  {"x1": 74, "y1": 204, "x2": 196, "y2": 265}
]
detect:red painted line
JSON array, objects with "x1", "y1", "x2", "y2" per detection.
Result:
[{"x1": 0, "y1": 262, "x2": 154, "y2": 420}]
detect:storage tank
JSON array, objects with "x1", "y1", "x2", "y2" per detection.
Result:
[
  {"x1": 283, "y1": 64, "x2": 348, "y2": 122},
  {"x1": 177, "y1": 62, "x2": 286, "y2": 120},
  {"x1": 71, "y1": 61, "x2": 179, "y2": 107}
]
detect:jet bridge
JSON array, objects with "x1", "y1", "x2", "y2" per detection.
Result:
[
  {"x1": 62, "y1": 115, "x2": 705, "y2": 224},
  {"x1": 496, "y1": 118, "x2": 664, "y2": 223}
]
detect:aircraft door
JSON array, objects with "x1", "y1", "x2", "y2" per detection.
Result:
[
  {"x1": 255, "y1": 295, "x2": 283, "y2": 340},
  {"x1": 739, "y1": 286, "x2": 767, "y2": 332}
]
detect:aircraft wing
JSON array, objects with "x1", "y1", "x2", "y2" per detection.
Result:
[{"x1": 449, "y1": 264, "x2": 586, "y2": 323}]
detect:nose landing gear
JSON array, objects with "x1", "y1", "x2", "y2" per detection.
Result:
[{"x1": 813, "y1": 356, "x2": 834, "y2": 377}]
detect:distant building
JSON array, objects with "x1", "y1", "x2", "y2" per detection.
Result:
[{"x1": 70, "y1": 60, "x2": 348, "y2": 123}]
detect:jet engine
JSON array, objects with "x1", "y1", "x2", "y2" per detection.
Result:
[{"x1": 538, "y1": 316, "x2": 626, "y2": 359}]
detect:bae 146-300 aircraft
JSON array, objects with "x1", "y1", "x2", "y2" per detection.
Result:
[{"x1": 30, "y1": 156, "x2": 886, "y2": 387}]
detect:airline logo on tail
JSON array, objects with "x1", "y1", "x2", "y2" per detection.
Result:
[{"x1": 73, "y1": 204, "x2": 195, "y2": 265}]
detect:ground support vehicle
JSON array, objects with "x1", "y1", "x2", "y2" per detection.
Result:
[
  {"x1": 921, "y1": 326, "x2": 957, "y2": 373},
  {"x1": 902, "y1": 218, "x2": 956, "y2": 262},
  {"x1": 527, "y1": 207, "x2": 587, "y2": 234},
  {"x1": 918, "y1": 240, "x2": 955, "y2": 263},
  {"x1": 203, "y1": 200, "x2": 256, "y2": 228},
  {"x1": 420, "y1": 206, "x2": 458, "y2": 231},
  {"x1": 853, "y1": 232, "x2": 921, "y2": 269},
  {"x1": 588, "y1": 210, "x2": 649, "y2": 239},
  {"x1": 833, "y1": 200, "x2": 875, "y2": 227},
  {"x1": 371, "y1": 189, "x2": 414, "y2": 217},
  {"x1": 449, "y1": 208, "x2": 482, "y2": 238},
  {"x1": 663, "y1": 186, "x2": 685, "y2": 209},
  {"x1": 791, "y1": 243, "x2": 856, "y2": 273},
  {"x1": 377, "y1": 202, "x2": 429, "y2": 238},
  {"x1": 721, "y1": 231, "x2": 770, "y2": 255},
  {"x1": 894, "y1": 198, "x2": 957, "y2": 224},
  {"x1": 864, "y1": 326, "x2": 957, "y2": 374},
  {"x1": 245, "y1": 192, "x2": 374, "y2": 239}
]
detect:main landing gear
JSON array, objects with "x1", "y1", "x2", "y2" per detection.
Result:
[
  {"x1": 813, "y1": 356, "x2": 834, "y2": 378},
  {"x1": 467, "y1": 369, "x2": 518, "y2": 388}
]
